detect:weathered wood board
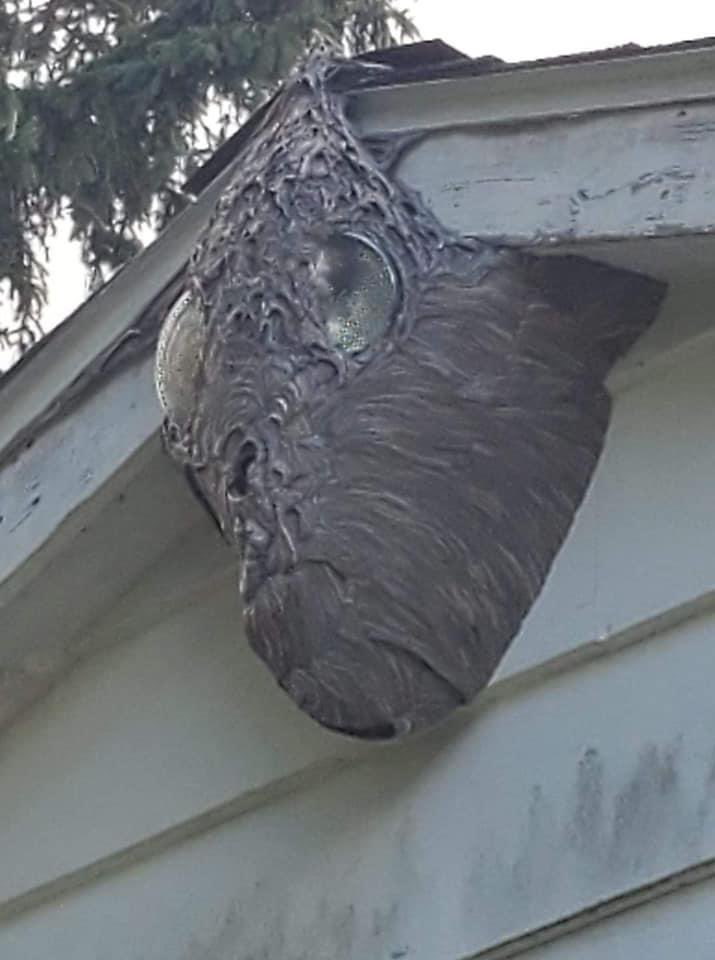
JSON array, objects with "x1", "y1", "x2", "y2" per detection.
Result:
[{"x1": 394, "y1": 101, "x2": 715, "y2": 249}]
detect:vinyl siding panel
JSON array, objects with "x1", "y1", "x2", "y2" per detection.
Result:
[{"x1": 2, "y1": 587, "x2": 715, "y2": 956}]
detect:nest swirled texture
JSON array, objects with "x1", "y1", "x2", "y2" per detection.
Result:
[{"x1": 156, "y1": 51, "x2": 666, "y2": 740}]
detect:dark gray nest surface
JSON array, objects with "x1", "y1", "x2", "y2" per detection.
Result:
[{"x1": 155, "y1": 50, "x2": 665, "y2": 740}]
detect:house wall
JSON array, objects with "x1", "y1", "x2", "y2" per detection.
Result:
[
  {"x1": 6, "y1": 49, "x2": 715, "y2": 958},
  {"x1": 2, "y1": 277, "x2": 715, "y2": 958}
]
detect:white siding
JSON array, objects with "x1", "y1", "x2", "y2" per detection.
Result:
[
  {"x1": 504, "y1": 298, "x2": 715, "y2": 679},
  {"x1": 1, "y1": 602, "x2": 715, "y2": 957}
]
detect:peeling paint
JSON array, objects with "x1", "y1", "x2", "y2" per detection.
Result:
[{"x1": 396, "y1": 100, "x2": 715, "y2": 244}]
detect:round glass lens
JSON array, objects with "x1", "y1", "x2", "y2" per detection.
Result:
[
  {"x1": 155, "y1": 290, "x2": 205, "y2": 424},
  {"x1": 320, "y1": 233, "x2": 399, "y2": 353}
]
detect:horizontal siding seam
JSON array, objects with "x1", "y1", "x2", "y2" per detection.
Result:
[
  {"x1": 79, "y1": 580, "x2": 715, "y2": 742},
  {"x1": 0, "y1": 756, "x2": 355, "y2": 927},
  {"x1": 482, "y1": 584, "x2": 715, "y2": 709},
  {"x1": 463, "y1": 855, "x2": 715, "y2": 959}
]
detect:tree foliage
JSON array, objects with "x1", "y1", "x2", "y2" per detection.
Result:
[{"x1": 0, "y1": 0, "x2": 415, "y2": 353}]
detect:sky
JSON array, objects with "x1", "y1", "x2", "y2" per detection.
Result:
[
  {"x1": 404, "y1": 0, "x2": 715, "y2": 61},
  {"x1": 4, "y1": 0, "x2": 715, "y2": 362}
]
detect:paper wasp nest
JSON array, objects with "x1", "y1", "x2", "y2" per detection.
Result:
[{"x1": 156, "y1": 52, "x2": 665, "y2": 739}]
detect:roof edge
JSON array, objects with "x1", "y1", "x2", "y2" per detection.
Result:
[{"x1": 4, "y1": 36, "x2": 715, "y2": 466}]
